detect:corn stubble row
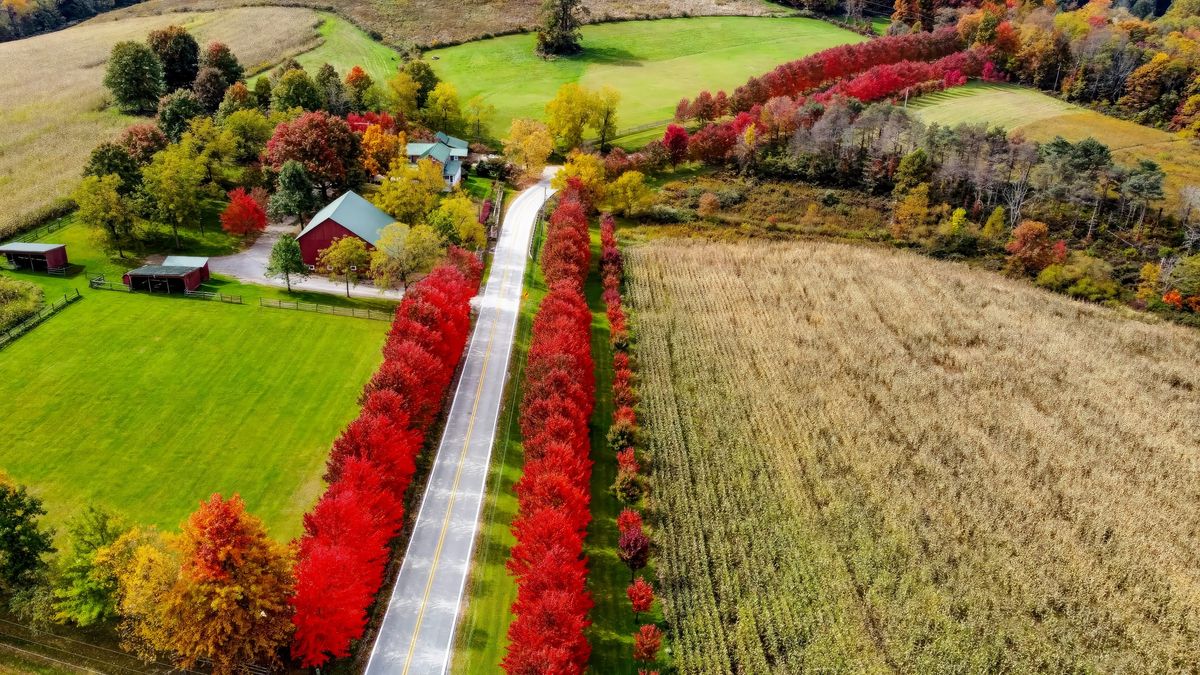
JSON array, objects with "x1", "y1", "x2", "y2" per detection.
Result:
[{"x1": 627, "y1": 238, "x2": 1200, "y2": 673}]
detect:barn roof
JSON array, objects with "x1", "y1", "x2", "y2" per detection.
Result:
[
  {"x1": 0, "y1": 242, "x2": 65, "y2": 253},
  {"x1": 298, "y1": 191, "x2": 394, "y2": 246},
  {"x1": 126, "y1": 265, "x2": 199, "y2": 277},
  {"x1": 162, "y1": 255, "x2": 208, "y2": 268}
]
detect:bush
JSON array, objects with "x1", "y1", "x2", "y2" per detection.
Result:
[
  {"x1": 642, "y1": 204, "x2": 696, "y2": 224},
  {"x1": 1036, "y1": 253, "x2": 1121, "y2": 302},
  {"x1": 0, "y1": 278, "x2": 43, "y2": 332}
]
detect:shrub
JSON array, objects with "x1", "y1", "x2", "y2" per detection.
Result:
[{"x1": 1036, "y1": 253, "x2": 1121, "y2": 302}]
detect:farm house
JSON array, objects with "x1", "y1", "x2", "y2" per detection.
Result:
[
  {"x1": 297, "y1": 191, "x2": 394, "y2": 266},
  {"x1": 405, "y1": 132, "x2": 468, "y2": 189},
  {"x1": 0, "y1": 242, "x2": 68, "y2": 272},
  {"x1": 122, "y1": 257, "x2": 210, "y2": 293}
]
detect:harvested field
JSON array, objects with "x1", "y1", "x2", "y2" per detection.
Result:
[
  {"x1": 627, "y1": 237, "x2": 1200, "y2": 673},
  {"x1": 0, "y1": 7, "x2": 320, "y2": 235}
]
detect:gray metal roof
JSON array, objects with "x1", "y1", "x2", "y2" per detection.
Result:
[
  {"x1": 126, "y1": 265, "x2": 199, "y2": 276},
  {"x1": 162, "y1": 255, "x2": 208, "y2": 267},
  {"x1": 299, "y1": 191, "x2": 395, "y2": 245},
  {"x1": 0, "y1": 242, "x2": 65, "y2": 253}
]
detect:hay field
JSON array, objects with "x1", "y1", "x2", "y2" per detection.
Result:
[
  {"x1": 0, "y1": 7, "x2": 320, "y2": 235},
  {"x1": 99, "y1": 0, "x2": 781, "y2": 49},
  {"x1": 910, "y1": 82, "x2": 1200, "y2": 208},
  {"x1": 627, "y1": 237, "x2": 1200, "y2": 673}
]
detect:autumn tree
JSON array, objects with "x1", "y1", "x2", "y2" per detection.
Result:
[
  {"x1": 219, "y1": 108, "x2": 273, "y2": 163},
  {"x1": 192, "y1": 66, "x2": 228, "y2": 113},
  {"x1": 51, "y1": 506, "x2": 124, "y2": 627},
  {"x1": 552, "y1": 151, "x2": 607, "y2": 208},
  {"x1": 370, "y1": 223, "x2": 443, "y2": 291},
  {"x1": 626, "y1": 577, "x2": 654, "y2": 624},
  {"x1": 344, "y1": 65, "x2": 373, "y2": 112},
  {"x1": 165, "y1": 495, "x2": 294, "y2": 674},
  {"x1": 105, "y1": 41, "x2": 165, "y2": 114},
  {"x1": 272, "y1": 68, "x2": 323, "y2": 112},
  {"x1": 268, "y1": 159, "x2": 317, "y2": 222},
  {"x1": 464, "y1": 95, "x2": 497, "y2": 141},
  {"x1": 119, "y1": 123, "x2": 169, "y2": 165},
  {"x1": 143, "y1": 137, "x2": 208, "y2": 247},
  {"x1": 402, "y1": 59, "x2": 440, "y2": 108},
  {"x1": 200, "y1": 41, "x2": 243, "y2": 86},
  {"x1": 663, "y1": 124, "x2": 689, "y2": 168},
  {"x1": 891, "y1": 182, "x2": 929, "y2": 240},
  {"x1": 319, "y1": 236, "x2": 371, "y2": 297},
  {"x1": 265, "y1": 111, "x2": 363, "y2": 197},
  {"x1": 361, "y1": 123, "x2": 404, "y2": 176},
  {"x1": 147, "y1": 25, "x2": 199, "y2": 91},
  {"x1": 618, "y1": 525, "x2": 650, "y2": 581},
  {"x1": 220, "y1": 187, "x2": 268, "y2": 236},
  {"x1": 74, "y1": 174, "x2": 136, "y2": 257},
  {"x1": 981, "y1": 206, "x2": 1006, "y2": 242},
  {"x1": 422, "y1": 82, "x2": 464, "y2": 134},
  {"x1": 537, "y1": 0, "x2": 587, "y2": 55},
  {"x1": 372, "y1": 157, "x2": 445, "y2": 224},
  {"x1": 893, "y1": 148, "x2": 931, "y2": 195},
  {"x1": 1005, "y1": 220, "x2": 1064, "y2": 275},
  {"x1": 0, "y1": 474, "x2": 54, "y2": 596},
  {"x1": 592, "y1": 86, "x2": 620, "y2": 151},
  {"x1": 387, "y1": 70, "x2": 421, "y2": 118},
  {"x1": 156, "y1": 89, "x2": 203, "y2": 142},
  {"x1": 217, "y1": 81, "x2": 257, "y2": 119},
  {"x1": 607, "y1": 170, "x2": 650, "y2": 216},
  {"x1": 633, "y1": 624, "x2": 663, "y2": 663},
  {"x1": 428, "y1": 193, "x2": 485, "y2": 249},
  {"x1": 545, "y1": 83, "x2": 596, "y2": 150},
  {"x1": 83, "y1": 142, "x2": 141, "y2": 195},
  {"x1": 503, "y1": 118, "x2": 554, "y2": 179},
  {"x1": 266, "y1": 234, "x2": 309, "y2": 292}
]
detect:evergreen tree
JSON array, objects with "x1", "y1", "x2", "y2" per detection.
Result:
[{"x1": 268, "y1": 160, "x2": 317, "y2": 222}]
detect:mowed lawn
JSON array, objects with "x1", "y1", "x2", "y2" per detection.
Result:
[
  {"x1": 427, "y1": 17, "x2": 865, "y2": 142},
  {"x1": 0, "y1": 223, "x2": 388, "y2": 541},
  {"x1": 909, "y1": 82, "x2": 1200, "y2": 208},
  {"x1": 294, "y1": 13, "x2": 404, "y2": 85}
]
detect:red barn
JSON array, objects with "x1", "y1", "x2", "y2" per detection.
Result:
[
  {"x1": 297, "y1": 191, "x2": 395, "y2": 266},
  {"x1": 0, "y1": 242, "x2": 68, "y2": 271},
  {"x1": 122, "y1": 256, "x2": 209, "y2": 293}
]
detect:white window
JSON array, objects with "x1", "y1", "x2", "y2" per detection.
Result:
[
  {"x1": 349, "y1": 265, "x2": 358, "y2": 272},
  {"x1": 307, "y1": 264, "x2": 315, "y2": 271}
]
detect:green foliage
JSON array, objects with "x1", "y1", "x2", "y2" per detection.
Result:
[
  {"x1": 318, "y1": 236, "x2": 371, "y2": 296},
  {"x1": 268, "y1": 160, "x2": 318, "y2": 221},
  {"x1": 271, "y1": 69, "x2": 323, "y2": 113},
  {"x1": 253, "y1": 76, "x2": 272, "y2": 108},
  {"x1": 403, "y1": 59, "x2": 440, "y2": 108},
  {"x1": 315, "y1": 63, "x2": 350, "y2": 116},
  {"x1": 51, "y1": 506, "x2": 125, "y2": 626},
  {"x1": 200, "y1": 42, "x2": 243, "y2": 87},
  {"x1": 83, "y1": 142, "x2": 141, "y2": 195},
  {"x1": 0, "y1": 475, "x2": 55, "y2": 595},
  {"x1": 1035, "y1": 253, "x2": 1120, "y2": 301},
  {"x1": 1171, "y1": 254, "x2": 1200, "y2": 297},
  {"x1": 74, "y1": 174, "x2": 136, "y2": 257},
  {"x1": 0, "y1": 277, "x2": 43, "y2": 332},
  {"x1": 981, "y1": 206, "x2": 1007, "y2": 242},
  {"x1": 142, "y1": 137, "x2": 209, "y2": 247},
  {"x1": 219, "y1": 109, "x2": 273, "y2": 164},
  {"x1": 156, "y1": 90, "x2": 203, "y2": 143},
  {"x1": 265, "y1": 234, "x2": 309, "y2": 292},
  {"x1": 104, "y1": 41, "x2": 164, "y2": 115},
  {"x1": 537, "y1": 0, "x2": 586, "y2": 55},
  {"x1": 146, "y1": 25, "x2": 199, "y2": 91},
  {"x1": 893, "y1": 148, "x2": 931, "y2": 195}
]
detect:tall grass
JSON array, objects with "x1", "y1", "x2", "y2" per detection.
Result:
[{"x1": 627, "y1": 237, "x2": 1200, "y2": 673}]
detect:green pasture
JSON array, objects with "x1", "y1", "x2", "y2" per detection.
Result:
[
  {"x1": 426, "y1": 16, "x2": 865, "y2": 145},
  {"x1": 294, "y1": 13, "x2": 404, "y2": 85},
  {"x1": 0, "y1": 220, "x2": 391, "y2": 540}
]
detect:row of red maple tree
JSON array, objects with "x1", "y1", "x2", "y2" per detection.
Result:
[
  {"x1": 502, "y1": 181, "x2": 597, "y2": 673},
  {"x1": 289, "y1": 247, "x2": 483, "y2": 667}
]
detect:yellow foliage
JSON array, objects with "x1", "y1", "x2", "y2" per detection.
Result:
[{"x1": 503, "y1": 118, "x2": 553, "y2": 180}]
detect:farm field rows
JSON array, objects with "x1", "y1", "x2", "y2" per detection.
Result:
[
  {"x1": 0, "y1": 6, "x2": 321, "y2": 235},
  {"x1": 909, "y1": 82, "x2": 1200, "y2": 207},
  {"x1": 0, "y1": 221, "x2": 389, "y2": 540},
  {"x1": 626, "y1": 237, "x2": 1200, "y2": 673},
  {"x1": 427, "y1": 16, "x2": 865, "y2": 142}
]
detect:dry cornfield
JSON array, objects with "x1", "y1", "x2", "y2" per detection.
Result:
[
  {"x1": 626, "y1": 238, "x2": 1200, "y2": 673},
  {"x1": 0, "y1": 7, "x2": 320, "y2": 233}
]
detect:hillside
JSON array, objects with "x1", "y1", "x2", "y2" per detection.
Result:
[
  {"x1": 628, "y1": 236, "x2": 1200, "y2": 672},
  {"x1": 95, "y1": 0, "x2": 782, "y2": 50},
  {"x1": 0, "y1": 6, "x2": 320, "y2": 235}
]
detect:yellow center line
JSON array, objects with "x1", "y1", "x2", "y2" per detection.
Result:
[{"x1": 401, "y1": 267, "x2": 511, "y2": 675}]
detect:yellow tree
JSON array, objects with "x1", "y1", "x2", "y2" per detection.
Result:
[
  {"x1": 606, "y1": 170, "x2": 650, "y2": 216},
  {"x1": 361, "y1": 124, "x2": 405, "y2": 176},
  {"x1": 372, "y1": 157, "x2": 445, "y2": 224},
  {"x1": 387, "y1": 70, "x2": 420, "y2": 118},
  {"x1": 503, "y1": 118, "x2": 553, "y2": 180},
  {"x1": 100, "y1": 527, "x2": 179, "y2": 663},
  {"x1": 892, "y1": 183, "x2": 929, "y2": 240},
  {"x1": 74, "y1": 174, "x2": 135, "y2": 257},
  {"x1": 545, "y1": 82, "x2": 596, "y2": 150},
  {"x1": 592, "y1": 85, "x2": 620, "y2": 151},
  {"x1": 430, "y1": 193, "x2": 486, "y2": 249},
  {"x1": 370, "y1": 222, "x2": 443, "y2": 290},
  {"x1": 319, "y1": 236, "x2": 372, "y2": 296},
  {"x1": 422, "y1": 82, "x2": 463, "y2": 134},
  {"x1": 464, "y1": 95, "x2": 496, "y2": 141},
  {"x1": 552, "y1": 150, "x2": 607, "y2": 206}
]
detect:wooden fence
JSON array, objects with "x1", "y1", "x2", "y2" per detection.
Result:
[
  {"x1": 185, "y1": 288, "x2": 243, "y2": 303},
  {"x1": 6, "y1": 218, "x2": 70, "y2": 244},
  {"x1": 0, "y1": 289, "x2": 81, "y2": 350},
  {"x1": 259, "y1": 297, "x2": 392, "y2": 321}
]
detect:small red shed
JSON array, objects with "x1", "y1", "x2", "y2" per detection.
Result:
[
  {"x1": 297, "y1": 191, "x2": 395, "y2": 266},
  {"x1": 122, "y1": 257, "x2": 209, "y2": 293},
  {"x1": 0, "y1": 243, "x2": 69, "y2": 271}
]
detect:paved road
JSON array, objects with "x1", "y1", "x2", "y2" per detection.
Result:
[{"x1": 365, "y1": 170, "x2": 557, "y2": 675}]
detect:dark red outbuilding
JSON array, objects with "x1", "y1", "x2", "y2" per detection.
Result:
[
  {"x1": 122, "y1": 258, "x2": 209, "y2": 293},
  {"x1": 0, "y1": 243, "x2": 68, "y2": 271},
  {"x1": 297, "y1": 191, "x2": 395, "y2": 266}
]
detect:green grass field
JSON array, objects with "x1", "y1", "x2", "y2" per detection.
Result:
[
  {"x1": 294, "y1": 13, "x2": 404, "y2": 85},
  {"x1": 909, "y1": 82, "x2": 1200, "y2": 208},
  {"x1": 427, "y1": 16, "x2": 865, "y2": 144},
  {"x1": 452, "y1": 215, "x2": 663, "y2": 672},
  {"x1": 0, "y1": 221, "x2": 391, "y2": 541}
]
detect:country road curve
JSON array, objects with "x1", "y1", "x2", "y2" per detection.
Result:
[{"x1": 365, "y1": 168, "x2": 558, "y2": 675}]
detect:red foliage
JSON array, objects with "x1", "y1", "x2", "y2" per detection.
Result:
[
  {"x1": 504, "y1": 182, "x2": 597, "y2": 674},
  {"x1": 118, "y1": 123, "x2": 168, "y2": 165},
  {"x1": 265, "y1": 111, "x2": 361, "y2": 192},
  {"x1": 291, "y1": 256, "x2": 481, "y2": 667},
  {"x1": 1005, "y1": 220, "x2": 1064, "y2": 274},
  {"x1": 616, "y1": 448, "x2": 639, "y2": 475},
  {"x1": 346, "y1": 111, "x2": 398, "y2": 133},
  {"x1": 220, "y1": 187, "x2": 268, "y2": 236},
  {"x1": 627, "y1": 577, "x2": 654, "y2": 616},
  {"x1": 617, "y1": 508, "x2": 643, "y2": 534},
  {"x1": 687, "y1": 122, "x2": 737, "y2": 164},
  {"x1": 633, "y1": 624, "x2": 664, "y2": 663},
  {"x1": 662, "y1": 124, "x2": 689, "y2": 167},
  {"x1": 817, "y1": 48, "x2": 989, "y2": 104},
  {"x1": 180, "y1": 494, "x2": 255, "y2": 583},
  {"x1": 1163, "y1": 289, "x2": 1184, "y2": 310},
  {"x1": 618, "y1": 526, "x2": 651, "y2": 581}
]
